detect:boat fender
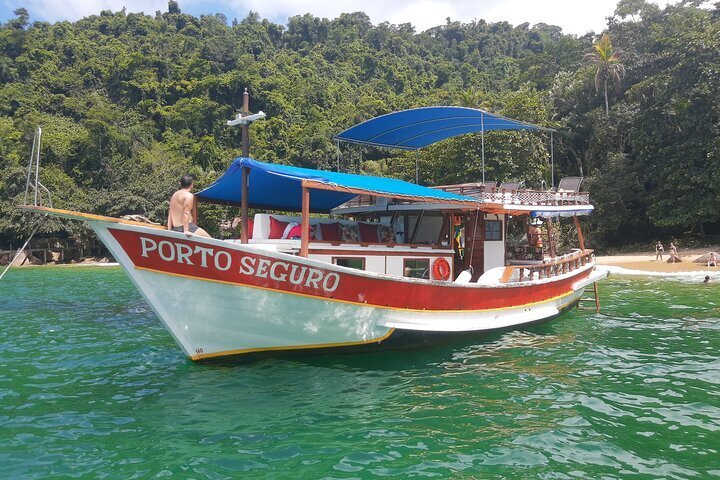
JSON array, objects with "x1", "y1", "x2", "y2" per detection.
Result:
[{"x1": 432, "y1": 258, "x2": 451, "y2": 281}]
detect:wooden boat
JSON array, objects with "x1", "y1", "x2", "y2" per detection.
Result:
[{"x1": 20, "y1": 107, "x2": 607, "y2": 361}]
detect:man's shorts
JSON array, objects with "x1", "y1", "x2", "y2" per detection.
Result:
[{"x1": 172, "y1": 223, "x2": 199, "y2": 233}]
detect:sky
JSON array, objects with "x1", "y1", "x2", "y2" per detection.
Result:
[{"x1": 0, "y1": 0, "x2": 672, "y2": 35}]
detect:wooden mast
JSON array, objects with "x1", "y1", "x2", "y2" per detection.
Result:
[
  {"x1": 300, "y1": 183, "x2": 310, "y2": 257},
  {"x1": 241, "y1": 88, "x2": 250, "y2": 157},
  {"x1": 240, "y1": 89, "x2": 250, "y2": 244},
  {"x1": 240, "y1": 166, "x2": 249, "y2": 244}
]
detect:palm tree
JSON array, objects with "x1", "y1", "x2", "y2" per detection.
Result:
[
  {"x1": 584, "y1": 34, "x2": 625, "y2": 117},
  {"x1": 458, "y1": 87, "x2": 493, "y2": 110}
]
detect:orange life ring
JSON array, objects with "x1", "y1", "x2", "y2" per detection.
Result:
[{"x1": 432, "y1": 258, "x2": 451, "y2": 281}]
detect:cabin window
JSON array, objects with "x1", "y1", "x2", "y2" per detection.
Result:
[
  {"x1": 401, "y1": 212, "x2": 444, "y2": 245},
  {"x1": 413, "y1": 214, "x2": 444, "y2": 245},
  {"x1": 485, "y1": 220, "x2": 503, "y2": 241},
  {"x1": 404, "y1": 213, "x2": 420, "y2": 244},
  {"x1": 403, "y1": 258, "x2": 430, "y2": 279},
  {"x1": 334, "y1": 257, "x2": 365, "y2": 270}
]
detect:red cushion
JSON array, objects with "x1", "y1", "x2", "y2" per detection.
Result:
[
  {"x1": 359, "y1": 222, "x2": 379, "y2": 242},
  {"x1": 245, "y1": 219, "x2": 254, "y2": 238},
  {"x1": 283, "y1": 225, "x2": 317, "y2": 239},
  {"x1": 286, "y1": 224, "x2": 302, "y2": 239},
  {"x1": 320, "y1": 223, "x2": 340, "y2": 241},
  {"x1": 269, "y1": 216, "x2": 289, "y2": 239}
]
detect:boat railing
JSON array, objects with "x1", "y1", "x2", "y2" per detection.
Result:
[
  {"x1": 500, "y1": 249, "x2": 594, "y2": 283},
  {"x1": 337, "y1": 186, "x2": 589, "y2": 209},
  {"x1": 435, "y1": 184, "x2": 590, "y2": 206}
]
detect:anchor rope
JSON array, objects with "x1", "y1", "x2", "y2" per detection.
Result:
[
  {"x1": 467, "y1": 208, "x2": 480, "y2": 270},
  {"x1": 0, "y1": 213, "x2": 49, "y2": 281}
]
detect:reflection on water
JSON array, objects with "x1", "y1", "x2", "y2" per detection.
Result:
[{"x1": 0, "y1": 267, "x2": 719, "y2": 478}]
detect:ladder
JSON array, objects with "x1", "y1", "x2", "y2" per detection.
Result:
[{"x1": 578, "y1": 282, "x2": 600, "y2": 312}]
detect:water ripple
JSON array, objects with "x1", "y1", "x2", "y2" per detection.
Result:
[{"x1": 1, "y1": 268, "x2": 718, "y2": 478}]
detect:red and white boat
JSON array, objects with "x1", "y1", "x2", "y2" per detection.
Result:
[{"x1": 21, "y1": 107, "x2": 607, "y2": 361}]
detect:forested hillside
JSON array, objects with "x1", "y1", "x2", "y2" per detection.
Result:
[{"x1": 0, "y1": 0, "x2": 718, "y2": 248}]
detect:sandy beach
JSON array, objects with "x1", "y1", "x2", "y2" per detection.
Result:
[{"x1": 596, "y1": 246, "x2": 720, "y2": 273}]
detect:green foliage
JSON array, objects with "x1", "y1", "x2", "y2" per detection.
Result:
[
  {"x1": 0, "y1": 1, "x2": 717, "y2": 249},
  {"x1": 546, "y1": 1, "x2": 720, "y2": 243}
]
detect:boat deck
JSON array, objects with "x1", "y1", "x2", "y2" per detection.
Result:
[{"x1": 338, "y1": 184, "x2": 590, "y2": 211}]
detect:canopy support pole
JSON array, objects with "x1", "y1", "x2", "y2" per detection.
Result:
[
  {"x1": 481, "y1": 112, "x2": 485, "y2": 184},
  {"x1": 336, "y1": 140, "x2": 341, "y2": 172},
  {"x1": 300, "y1": 184, "x2": 310, "y2": 257},
  {"x1": 240, "y1": 166, "x2": 249, "y2": 244},
  {"x1": 573, "y1": 215, "x2": 585, "y2": 251},
  {"x1": 550, "y1": 131, "x2": 555, "y2": 188},
  {"x1": 415, "y1": 151, "x2": 419, "y2": 184}
]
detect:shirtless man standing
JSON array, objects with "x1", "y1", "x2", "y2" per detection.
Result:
[{"x1": 167, "y1": 175, "x2": 210, "y2": 237}]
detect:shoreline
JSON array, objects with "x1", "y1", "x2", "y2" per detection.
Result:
[
  {"x1": 596, "y1": 246, "x2": 720, "y2": 274},
  {"x1": 6, "y1": 248, "x2": 720, "y2": 277},
  {"x1": 4, "y1": 261, "x2": 120, "y2": 268}
]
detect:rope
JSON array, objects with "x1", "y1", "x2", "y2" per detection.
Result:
[
  {"x1": 467, "y1": 208, "x2": 480, "y2": 267},
  {"x1": 0, "y1": 213, "x2": 49, "y2": 281}
]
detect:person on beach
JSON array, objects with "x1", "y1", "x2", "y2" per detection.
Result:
[
  {"x1": 703, "y1": 275, "x2": 710, "y2": 284},
  {"x1": 167, "y1": 175, "x2": 210, "y2": 237},
  {"x1": 655, "y1": 242, "x2": 664, "y2": 261},
  {"x1": 708, "y1": 252, "x2": 717, "y2": 267},
  {"x1": 669, "y1": 242, "x2": 678, "y2": 263}
]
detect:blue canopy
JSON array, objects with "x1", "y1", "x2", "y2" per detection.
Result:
[
  {"x1": 334, "y1": 106, "x2": 551, "y2": 150},
  {"x1": 197, "y1": 158, "x2": 478, "y2": 212}
]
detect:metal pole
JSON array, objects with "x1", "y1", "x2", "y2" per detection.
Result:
[
  {"x1": 336, "y1": 140, "x2": 341, "y2": 172},
  {"x1": 242, "y1": 88, "x2": 250, "y2": 157},
  {"x1": 24, "y1": 129, "x2": 37, "y2": 205},
  {"x1": 34, "y1": 127, "x2": 42, "y2": 206},
  {"x1": 481, "y1": 113, "x2": 485, "y2": 184},
  {"x1": 415, "y1": 152, "x2": 419, "y2": 184},
  {"x1": 550, "y1": 131, "x2": 555, "y2": 188}
]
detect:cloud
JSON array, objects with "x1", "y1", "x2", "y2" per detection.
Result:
[{"x1": 4, "y1": 0, "x2": 673, "y2": 35}]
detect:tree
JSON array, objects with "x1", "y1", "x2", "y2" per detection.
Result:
[
  {"x1": 168, "y1": 1, "x2": 180, "y2": 15},
  {"x1": 0, "y1": 3, "x2": 717, "y2": 250},
  {"x1": 583, "y1": 34, "x2": 625, "y2": 117}
]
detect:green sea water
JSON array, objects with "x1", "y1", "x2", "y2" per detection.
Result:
[{"x1": 1, "y1": 266, "x2": 719, "y2": 479}]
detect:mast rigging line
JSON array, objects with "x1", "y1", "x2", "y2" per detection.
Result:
[{"x1": 0, "y1": 214, "x2": 48, "y2": 282}]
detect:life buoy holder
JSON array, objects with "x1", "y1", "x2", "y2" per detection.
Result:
[{"x1": 432, "y1": 258, "x2": 451, "y2": 281}]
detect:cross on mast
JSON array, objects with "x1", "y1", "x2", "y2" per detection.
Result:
[{"x1": 227, "y1": 88, "x2": 265, "y2": 157}]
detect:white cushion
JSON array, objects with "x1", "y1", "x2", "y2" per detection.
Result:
[
  {"x1": 476, "y1": 267, "x2": 506, "y2": 285},
  {"x1": 454, "y1": 269, "x2": 473, "y2": 284}
]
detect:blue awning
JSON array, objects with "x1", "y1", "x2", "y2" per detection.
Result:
[
  {"x1": 197, "y1": 158, "x2": 478, "y2": 212},
  {"x1": 334, "y1": 106, "x2": 552, "y2": 150}
]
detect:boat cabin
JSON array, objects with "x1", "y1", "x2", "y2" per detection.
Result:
[
  {"x1": 194, "y1": 105, "x2": 596, "y2": 286},
  {"x1": 198, "y1": 158, "x2": 595, "y2": 284}
]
